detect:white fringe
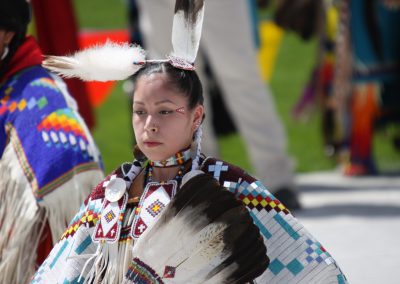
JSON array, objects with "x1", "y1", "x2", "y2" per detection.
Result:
[
  {"x1": 80, "y1": 240, "x2": 133, "y2": 283},
  {"x1": 40, "y1": 169, "x2": 103, "y2": 243},
  {"x1": 0, "y1": 147, "x2": 42, "y2": 284},
  {"x1": 0, "y1": 141, "x2": 103, "y2": 283}
]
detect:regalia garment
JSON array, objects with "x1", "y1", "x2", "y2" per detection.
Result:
[
  {"x1": 32, "y1": 157, "x2": 347, "y2": 283},
  {"x1": 0, "y1": 36, "x2": 104, "y2": 283}
]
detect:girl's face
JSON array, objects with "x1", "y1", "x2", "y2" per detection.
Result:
[{"x1": 132, "y1": 73, "x2": 204, "y2": 161}]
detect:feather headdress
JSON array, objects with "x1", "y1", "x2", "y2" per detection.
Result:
[
  {"x1": 169, "y1": 0, "x2": 205, "y2": 69},
  {"x1": 42, "y1": 0, "x2": 205, "y2": 81},
  {"x1": 124, "y1": 173, "x2": 269, "y2": 284},
  {"x1": 42, "y1": 42, "x2": 146, "y2": 82}
]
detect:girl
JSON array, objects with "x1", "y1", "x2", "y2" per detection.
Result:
[
  {"x1": 34, "y1": 0, "x2": 347, "y2": 282},
  {"x1": 33, "y1": 61, "x2": 347, "y2": 283}
]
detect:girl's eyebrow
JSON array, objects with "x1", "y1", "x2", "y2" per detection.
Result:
[
  {"x1": 155, "y1": 99, "x2": 177, "y2": 106},
  {"x1": 133, "y1": 100, "x2": 177, "y2": 106}
]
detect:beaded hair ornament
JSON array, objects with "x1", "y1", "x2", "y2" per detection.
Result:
[{"x1": 42, "y1": 0, "x2": 205, "y2": 170}]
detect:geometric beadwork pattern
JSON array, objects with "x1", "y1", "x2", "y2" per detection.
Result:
[
  {"x1": 93, "y1": 193, "x2": 128, "y2": 243},
  {"x1": 305, "y1": 238, "x2": 332, "y2": 264},
  {"x1": 126, "y1": 258, "x2": 164, "y2": 284},
  {"x1": 146, "y1": 200, "x2": 166, "y2": 217},
  {"x1": 208, "y1": 161, "x2": 228, "y2": 181},
  {"x1": 74, "y1": 235, "x2": 93, "y2": 255},
  {"x1": 270, "y1": 258, "x2": 303, "y2": 276},
  {"x1": 61, "y1": 199, "x2": 103, "y2": 240},
  {"x1": 163, "y1": 265, "x2": 176, "y2": 279},
  {"x1": 36, "y1": 108, "x2": 91, "y2": 156},
  {"x1": 268, "y1": 258, "x2": 305, "y2": 276},
  {"x1": 30, "y1": 77, "x2": 60, "y2": 92},
  {"x1": 201, "y1": 157, "x2": 348, "y2": 283},
  {"x1": 273, "y1": 214, "x2": 300, "y2": 240},
  {"x1": 238, "y1": 181, "x2": 289, "y2": 214},
  {"x1": 105, "y1": 210, "x2": 116, "y2": 223},
  {"x1": 130, "y1": 181, "x2": 177, "y2": 239},
  {"x1": 0, "y1": 96, "x2": 48, "y2": 115},
  {"x1": 223, "y1": 181, "x2": 239, "y2": 194}
]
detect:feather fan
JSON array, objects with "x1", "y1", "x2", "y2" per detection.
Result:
[
  {"x1": 125, "y1": 173, "x2": 269, "y2": 284},
  {"x1": 42, "y1": 41, "x2": 146, "y2": 82},
  {"x1": 170, "y1": 0, "x2": 205, "y2": 63}
]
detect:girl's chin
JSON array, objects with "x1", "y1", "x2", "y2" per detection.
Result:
[
  {"x1": 140, "y1": 149, "x2": 166, "y2": 161},
  {"x1": 143, "y1": 150, "x2": 180, "y2": 162}
]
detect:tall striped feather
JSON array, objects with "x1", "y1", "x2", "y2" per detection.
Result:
[{"x1": 170, "y1": 0, "x2": 205, "y2": 63}]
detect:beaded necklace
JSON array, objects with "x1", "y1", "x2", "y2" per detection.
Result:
[{"x1": 146, "y1": 164, "x2": 186, "y2": 184}]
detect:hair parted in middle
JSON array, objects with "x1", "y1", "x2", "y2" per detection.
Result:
[{"x1": 131, "y1": 62, "x2": 204, "y2": 110}]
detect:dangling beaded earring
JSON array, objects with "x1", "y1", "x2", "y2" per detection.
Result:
[
  {"x1": 191, "y1": 124, "x2": 203, "y2": 171},
  {"x1": 1, "y1": 45, "x2": 9, "y2": 60}
]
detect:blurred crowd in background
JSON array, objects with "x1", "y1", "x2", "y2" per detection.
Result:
[
  {"x1": 125, "y1": 0, "x2": 400, "y2": 178},
  {"x1": 285, "y1": 0, "x2": 400, "y2": 177}
]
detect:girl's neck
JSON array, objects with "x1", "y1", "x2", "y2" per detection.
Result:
[{"x1": 150, "y1": 166, "x2": 182, "y2": 183}]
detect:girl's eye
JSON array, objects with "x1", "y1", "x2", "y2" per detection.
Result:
[
  {"x1": 133, "y1": 110, "x2": 146, "y2": 115},
  {"x1": 159, "y1": 110, "x2": 173, "y2": 115}
]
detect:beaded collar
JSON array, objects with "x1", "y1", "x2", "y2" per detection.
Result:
[
  {"x1": 145, "y1": 147, "x2": 192, "y2": 185},
  {"x1": 149, "y1": 147, "x2": 191, "y2": 167}
]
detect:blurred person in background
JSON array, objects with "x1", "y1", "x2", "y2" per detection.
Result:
[
  {"x1": 0, "y1": 0, "x2": 104, "y2": 282},
  {"x1": 339, "y1": 0, "x2": 400, "y2": 175},
  {"x1": 284, "y1": 0, "x2": 400, "y2": 176},
  {"x1": 133, "y1": 0, "x2": 301, "y2": 209}
]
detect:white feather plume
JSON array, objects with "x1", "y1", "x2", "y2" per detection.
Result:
[
  {"x1": 42, "y1": 41, "x2": 146, "y2": 82},
  {"x1": 170, "y1": 0, "x2": 205, "y2": 63}
]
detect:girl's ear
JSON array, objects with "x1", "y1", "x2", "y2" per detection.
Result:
[
  {"x1": 4, "y1": 31, "x2": 15, "y2": 45},
  {"x1": 192, "y1": 104, "x2": 204, "y2": 131}
]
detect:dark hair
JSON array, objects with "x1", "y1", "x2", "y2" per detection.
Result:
[
  {"x1": 0, "y1": 0, "x2": 31, "y2": 33},
  {"x1": 132, "y1": 62, "x2": 204, "y2": 110},
  {"x1": 0, "y1": 0, "x2": 31, "y2": 77}
]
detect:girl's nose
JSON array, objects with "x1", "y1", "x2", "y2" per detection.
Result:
[
  {"x1": 145, "y1": 116, "x2": 158, "y2": 133},
  {"x1": 149, "y1": 124, "x2": 158, "y2": 132}
]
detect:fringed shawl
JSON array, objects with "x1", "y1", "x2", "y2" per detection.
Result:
[
  {"x1": 0, "y1": 65, "x2": 103, "y2": 283},
  {"x1": 32, "y1": 158, "x2": 347, "y2": 283}
]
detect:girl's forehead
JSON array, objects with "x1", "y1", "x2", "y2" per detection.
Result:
[
  {"x1": 137, "y1": 73, "x2": 173, "y2": 92},
  {"x1": 134, "y1": 73, "x2": 187, "y2": 104},
  {"x1": 139, "y1": 73, "x2": 171, "y2": 87}
]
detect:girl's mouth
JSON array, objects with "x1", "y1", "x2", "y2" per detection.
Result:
[{"x1": 144, "y1": 141, "x2": 162, "y2": 147}]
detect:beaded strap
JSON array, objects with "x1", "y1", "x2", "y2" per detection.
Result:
[{"x1": 125, "y1": 258, "x2": 164, "y2": 284}]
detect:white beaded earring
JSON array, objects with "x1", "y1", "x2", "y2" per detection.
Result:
[
  {"x1": 191, "y1": 124, "x2": 203, "y2": 171},
  {"x1": 1, "y1": 46, "x2": 9, "y2": 60}
]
